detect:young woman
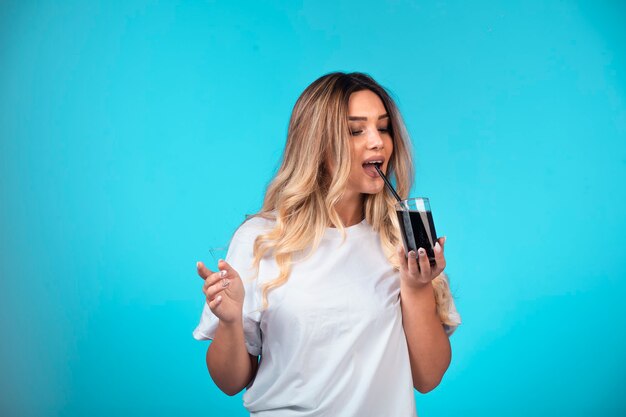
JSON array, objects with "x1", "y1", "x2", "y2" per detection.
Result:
[{"x1": 193, "y1": 72, "x2": 461, "y2": 416}]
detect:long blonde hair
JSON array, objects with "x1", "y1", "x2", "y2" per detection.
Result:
[{"x1": 251, "y1": 72, "x2": 455, "y2": 326}]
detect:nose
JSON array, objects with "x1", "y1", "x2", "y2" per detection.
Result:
[{"x1": 366, "y1": 128, "x2": 384, "y2": 150}]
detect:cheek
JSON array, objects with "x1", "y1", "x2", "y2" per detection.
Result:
[{"x1": 351, "y1": 160, "x2": 363, "y2": 178}]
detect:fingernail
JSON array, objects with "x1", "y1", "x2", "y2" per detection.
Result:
[
  {"x1": 221, "y1": 278, "x2": 229, "y2": 288},
  {"x1": 409, "y1": 250, "x2": 417, "y2": 258},
  {"x1": 442, "y1": 236, "x2": 447, "y2": 244},
  {"x1": 216, "y1": 295, "x2": 222, "y2": 302},
  {"x1": 418, "y1": 248, "x2": 426, "y2": 256},
  {"x1": 220, "y1": 270, "x2": 227, "y2": 278},
  {"x1": 434, "y1": 242, "x2": 441, "y2": 254},
  {"x1": 196, "y1": 261, "x2": 200, "y2": 268}
]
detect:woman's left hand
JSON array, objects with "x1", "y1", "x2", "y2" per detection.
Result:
[{"x1": 397, "y1": 236, "x2": 446, "y2": 289}]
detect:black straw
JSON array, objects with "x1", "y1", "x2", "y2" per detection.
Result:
[{"x1": 374, "y1": 165, "x2": 401, "y2": 202}]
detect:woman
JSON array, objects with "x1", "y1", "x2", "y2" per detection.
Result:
[{"x1": 193, "y1": 72, "x2": 461, "y2": 416}]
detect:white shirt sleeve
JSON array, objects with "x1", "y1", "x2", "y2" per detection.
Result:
[{"x1": 192, "y1": 228, "x2": 263, "y2": 356}]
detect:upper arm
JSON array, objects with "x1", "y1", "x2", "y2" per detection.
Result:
[{"x1": 247, "y1": 354, "x2": 260, "y2": 387}]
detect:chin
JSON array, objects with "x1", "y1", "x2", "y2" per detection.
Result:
[{"x1": 361, "y1": 183, "x2": 385, "y2": 195}]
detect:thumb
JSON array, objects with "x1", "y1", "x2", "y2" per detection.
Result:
[{"x1": 196, "y1": 261, "x2": 214, "y2": 281}]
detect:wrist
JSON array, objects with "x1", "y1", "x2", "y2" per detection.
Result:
[
  {"x1": 400, "y1": 280, "x2": 435, "y2": 299},
  {"x1": 218, "y1": 315, "x2": 243, "y2": 328},
  {"x1": 400, "y1": 281, "x2": 438, "y2": 318}
]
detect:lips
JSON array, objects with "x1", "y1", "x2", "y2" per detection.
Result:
[
  {"x1": 362, "y1": 156, "x2": 385, "y2": 166},
  {"x1": 362, "y1": 156, "x2": 385, "y2": 178}
]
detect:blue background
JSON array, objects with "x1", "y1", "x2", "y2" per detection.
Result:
[{"x1": 1, "y1": 1, "x2": 625, "y2": 415}]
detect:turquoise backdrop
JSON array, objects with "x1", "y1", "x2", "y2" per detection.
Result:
[{"x1": 1, "y1": 1, "x2": 625, "y2": 416}]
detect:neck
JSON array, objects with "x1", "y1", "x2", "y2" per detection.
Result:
[{"x1": 333, "y1": 191, "x2": 364, "y2": 227}]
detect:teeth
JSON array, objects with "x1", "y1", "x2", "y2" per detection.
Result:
[{"x1": 365, "y1": 161, "x2": 382, "y2": 164}]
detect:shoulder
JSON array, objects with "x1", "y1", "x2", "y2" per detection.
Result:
[
  {"x1": 224, "y1": 215, "x2": 276, "y2": 271},
  {"x1": 232, "y1": 214, "x2": 276, "y2": 244}
]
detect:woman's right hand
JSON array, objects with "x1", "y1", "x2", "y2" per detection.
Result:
[{"x1": 197, "y1": 260, "x2": 245, "y2": 325}]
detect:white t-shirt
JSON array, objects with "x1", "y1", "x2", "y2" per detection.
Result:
[{"x1": 193, "y1": 216, "x2": 461, "y2": 417}]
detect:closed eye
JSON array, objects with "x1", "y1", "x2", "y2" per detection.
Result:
[{"x1": 350, "y1": 130, "x2": 364, "y2": 136}]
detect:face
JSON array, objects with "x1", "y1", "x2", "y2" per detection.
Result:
[{"x1": 344, "y1": 89, "x2": 394, "y2": 197}]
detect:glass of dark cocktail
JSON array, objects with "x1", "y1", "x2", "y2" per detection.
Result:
[{"x1": 395, "y1": 197, "x2": 438, "y2": 266}]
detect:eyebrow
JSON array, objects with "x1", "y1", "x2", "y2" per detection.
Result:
[{"x1": 348, "y1": 114, "x2": 389, "y2": 121}]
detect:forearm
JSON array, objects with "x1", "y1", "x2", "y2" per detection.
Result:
[
  {"x1": 206, "y1": 320, "x2": 256, "y2": 396},
  {"x1": 400, "y1": 281, "x2": 451, "y2": 393}
]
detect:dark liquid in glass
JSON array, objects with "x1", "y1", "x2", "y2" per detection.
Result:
[{"x1": 396, "y1": 209, "x2": 438, "y2": 266}]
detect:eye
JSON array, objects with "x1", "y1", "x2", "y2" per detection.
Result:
[
  {"x1": 378, "y1": 127, "x2": 389, "y2": 133},
  {"x1": 350, "y1": 129, "x2": 364, "y2": 136}
]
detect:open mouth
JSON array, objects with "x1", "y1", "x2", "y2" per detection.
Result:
[{"x1": 362, "y1": 160, "x2": 383, "y2": 178}]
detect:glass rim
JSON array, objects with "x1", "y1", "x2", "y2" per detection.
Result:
[
  {"x1": 394, "y1": 197, "x2": 430, "y2": 211},
  {"x1": 399, "y1": 196, "x2": 428, "y2": 202}
]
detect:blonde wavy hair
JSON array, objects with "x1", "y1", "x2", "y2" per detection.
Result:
[{"x1": 250, "y1": 72, "x2": 455, "y2": 327}]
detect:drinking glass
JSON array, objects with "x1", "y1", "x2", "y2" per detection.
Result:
[
  {"x1": 208, "y1": 246, "x2": 228, "y2": 271},
  {"x1": 395, "y1": 197, "x2": 438, "y2": 266}
]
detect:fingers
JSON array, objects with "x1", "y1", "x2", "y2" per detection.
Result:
[
  {"x1": 203, "y1": 268, "x2": 228, "y2": 292},
  {"x1": 432, "y1": 241, "x2": 446, "y2": 276},
  {"x1": 217, "y1": 259, "x2": 236, "y2": 276},
  {"x1": 197, "y1": 258, "x2": 231, "y2": 286},
  {"x1": 204, "y1": 274, "x2": 230, "y2": 299},
  {"x1": 197, "y1": 259, "x2": 237, "y2": 312},
  {"x1": 407, "y1": 250, "x2": 420, "y2": 276},
  {"x1": 399, "y1": 237, "x2": 448, "y2": 284},
  {"x1": 208, "y1": 294, "x2": 223, "y2": 310},
  {"x1": 417, "y1": 248, "x2": 431, "y2": 276},
  {"x1": 398, "y1": 245, "x2": 430, "y2": 278},
  {"x1": 196, "y1": 261, "x2": 214, "y2": 280}
]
